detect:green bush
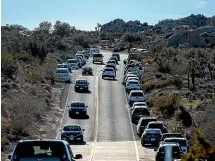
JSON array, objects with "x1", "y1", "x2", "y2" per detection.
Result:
[
  {"x1": 15, "y1": 51, "x2": 30, "y2": 61},
  {"x1": 1, "y1": 53, "x2": 18, "y2": 78}
]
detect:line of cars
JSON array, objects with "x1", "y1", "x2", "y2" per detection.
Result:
[
  {"x1": 122, "y1": 59, "x2": 190, "y2": 161},
  {"x1": 7, "y1": 49, "x2": 101, "y2": 161}
]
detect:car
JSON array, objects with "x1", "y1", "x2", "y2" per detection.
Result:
[
  {"x1": 122, "y1": 74, "x2": 137, "y2": 85},
  {"x1": 105, "y1": 64, "x2": 117, "y2": 71},
  {"x1": 74, "y1": 79, "x2": 89, "y2": 92},
  {"x1": 125, "y1": 80, "x2": 141, "y2": 93},
  {"x1": 67, "y1": 59, "x2": 79, "y2": 70},
  {"x1": 76, "y1": 58, "x2": 84, "y2": 68},
  {"x1": 61, "y1": 124, "x2": 85, "y2": 142},
  {"x1": 124, "y1": 67, "x2": 137, "y2": 75},
  {"x1": 131, "y1": 106, "x2": 150, "y2": 123},
  {"x1": 163, "y1": 137, "x2": 189, "y2": 153},
  {"x1": 141, "y1": 128, "x2": 162, "y2": 146},
  {"x1": 112, "y1": 53, "x2": 120, "y2": 61},
  {"x1": 125, "y1": 77, "x2": 140, "y2": 86},
  {"x1": 55, "y1": 68, "x2": 71, "y2": 83},
  {"x1": 128, "y1": 90, "x2": 145, "y2": 105},
  {"x1": 69, "y1": 101, "x2": 88, "y2": 116},
  {"x1": 131, "y1": 102, "x2": 147, "y2": 110},
  {"x1": 160, "y1": 133, "x2": 183, "y2": 142},
  {"x1": 124, "y1": 64, "x2": 135, "y2": 70},
  {"x1": 137, "y1": 117, "x2": 158, "y2": 137},
  {"x1": 82, "y1": 67, "x2": 93, "y2": 75},
  {"x1": 106, "y1": 60, "x2": 116, "y2": 67},
  {"x1": 93, "y1": 53, "x2": 103, "y2": 64},
  {"x1": 146, "y1": 121, "x2": 168, "y2": 134},
  {"x1": 102, "y1": 67, "x2": 116, "y2": 79},
  {"x1": 8, "y1": 139, "x2": 82, "y2": 161},
  {"x1": 109, "y1": 56, "x2": 118, "y2": 64},
  {"x1": 57, "y1": 63, "x2": 71, "y2": 73},
  {"x1": 125, "y1": 70, "x2": 140, "y2": 77},
  {"x1": 155, "y1": 142, "x2": 182, "y2": 161}
]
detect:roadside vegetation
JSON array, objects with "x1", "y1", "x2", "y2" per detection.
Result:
[{"x1": 1, "y1": 21, "x2": 99, "y2": 154}]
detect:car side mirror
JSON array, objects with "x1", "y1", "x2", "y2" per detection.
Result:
[
  {"x1": 74, "y1": 154, "x2": 82, "y2": 159},
  {"x1": 8, "y1": 154, "x2": 12, "y2": 159},
  {"x1": 86, "y1": 106, "x2": 88, "y2": 107},
  {"x1": 82, "y1": 129, "x2": 85, "y2": 131},
  {"x1": 67, "y1": 105, "x2": 70, "y2": 107},
  {"x1": 154, "y1": 148, "x2": 157, "y2": 152}
]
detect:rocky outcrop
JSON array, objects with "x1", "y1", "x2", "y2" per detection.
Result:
[
  {"x1": 100, "y1": 19, "x2": 153, "y2": 32},
  {"x1": 207, "y1": 16, "x2": 215, "y2": 26},
  {"x1": 167, "y1": 26, "x2": 215, "y2": 47},
  {"x1": 154, "y1": 14, "x2": 211, "y2": 30}
]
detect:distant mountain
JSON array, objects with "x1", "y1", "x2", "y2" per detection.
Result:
[
  {"x1": 100, "y1": 19, "x2": 153, "y2": 32},
  {"x1": 100, "y1": 14, "x2": 215, "y2": 33}
]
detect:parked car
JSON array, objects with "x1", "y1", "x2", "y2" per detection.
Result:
[
  {"x1": 102, "y1": 67, "x2": 116, "y2": 79},
  {"x1": 68, "y1": 101, "x2": 88, "y2": 116},
  {"x1": 136, "y1": 117, "x2": 158, "y2": 137},
  {"x1": 131, "y1": 106, "x2": 150, "y2": 123},
  {"x1": 146, "y1": 121, "x2": 168, "y2": 134},
  {"x1": 125, "y1": 80, "x2": 141, "y2": 93},
  {"x1": 155, "y1": 142, "x2": 182, "y2": 161},
  {"x1": 128, "y1": 90, "x2": 145, "y2": 106},
  {"x1": 74, "y1": 79, "x2": 89, "y2": 92},
  {"x1": 55, "y1": 68, "x2": 71, "y2": 83},
  {"x1": 61, "y1": 124, "x2": 85, "y2": 142},
  {"x1": 112, "y1": 53, "x2": 120, "y2": 61},
  {"x1": 8, "y1": 140, "x2": 82, "y2": 161},
  {"x1": 163, "y1": 137, "x2": 189, "y2": 153},
  {"x1": 82, "y1": 67, "x2": 93, "y2": 75},
  {"x1": 141, "y1": 128, "x2": 162, "y2": 146},
  {"x1": 160, "y1": 133, "x2": 183, "y2": 142},
  {"x1": 67, "y1": 59, "x2": 79, "y2": 70}
]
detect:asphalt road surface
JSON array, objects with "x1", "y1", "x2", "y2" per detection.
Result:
[{"x1": 56, "y1": 50, "x2": 156, "y2": 161}]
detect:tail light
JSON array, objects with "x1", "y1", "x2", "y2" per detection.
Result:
[
  {"x1": 156, "y1": 152, "x2": 160, "y2": 155},
  {"x1": 142, "y1": 132, "x2": 147, "y2": 136}
]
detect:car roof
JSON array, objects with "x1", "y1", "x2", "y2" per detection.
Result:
[
  {"x1": 130, "y1": 90, "x2": 144, "y2": 93},
  {"x1": 76, "y1": 79, "x2": 87, "y2": 81},
  {"x1": 64, "y1": 124, "x2": 81, "y2": 127},
  {"x1": 71, "y1": 101, "x2": 85, "y2": 104},
  {"x1": 68, "y1": 59, "x2": 77, "y2": 61},
  {"x1": 162, "y1": 133, "x2": 182, "y2": 135},
  {"x1": 161, "y1": 142, "x2": 179, "y2": 146},
  {"x1": 145, "y1": 128, "x2": 161, "y2": 131},
  {"x1": 140, "y1": 116, "x2": 157, "y2": 120},
  {"x1": 104, "y1": 67, "x2": 114, "y2": 70},
  {"x1": 127, "y1": 80, "x2": 139, "y2": 82},
  {"x1": 18, "y1": 140, "x2": 68, "y2": 144},
  {"x1": 133, "y1": 102, "x2": 146, "y2": 104},
  {"x1": 148, "y1": 121, "x2": 163, "y2": 124},
  {"x1": 134, "y1": 106, "x2": 148, "y2": 109},
  {"x1": 56, "y1": 68, "x2": 68, "y2": 70},
  {"x1": 164, "y1": 137, "x2": 187, "y2": 141}
]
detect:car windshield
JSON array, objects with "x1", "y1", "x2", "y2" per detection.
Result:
[
  {"x1": 141, "y1": 119, "x2": 157, "y2": 126},
  {"x1": 14, "y1": 141, "x2": 66, "y2": 158},
  {"x1": 128, "y1": 81, "x2": 139, "y2": 84},
  {"x1": 145, "y1": 129, "x2": 161, "y2": 134},
  {"x1": 63, "y1": 125, "x2": 81, "y2": 131},
  {"x1": 68, "y1": 60, "x2": 77, "y2": 63},
  {"x1": 56, "y1": 69, "x2": 68, "y2": 73},
  {"x1": 71, "y1": 102, "x2": 85, "y2": 107},
  {"x1": 165, "y1": 140, "x2": 187, "y2": 146},
  {"x1": 131, "y1": 92, "x2": 143, "y2": 96},
  {"x1": 148, "y1": 123, "x2": 163, "y2": 129},
  {"x1": 94, "y1": 54, "x2": 102, "y2": 57},
  {"x1": 58, "y1": 65, "x2": 67, "y2": 68},
  {"x1": 76, "y1": 80, "x2": 87, "y2": 84}
]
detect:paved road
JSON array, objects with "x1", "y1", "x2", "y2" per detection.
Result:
[{"x1": 56, "y1": 50, "x2": 156, "y2": 161}]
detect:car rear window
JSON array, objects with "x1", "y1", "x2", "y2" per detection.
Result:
[
  {"x1": 14, "y1": 141, "x2": 66, "y2": 158},
  {"x1": 145, "y1": 129, "x2": 161, "y2": 134},
  {"x1": 131, "y1": 92, "x2": 143, "y2": 96},
  {"x1": 68, "y1": 60, "x2": 77, "y2": 63},
  {"x1": 76, "y1": 80, "x2": 87, "y2": 84},
  {"x1": 71, "y1": 102, "x2": 85, "y2": 107},
  {"x1": 148, "y1": 123, "x2": 163, "y2": 129},
  {"x1": 93, "y1": 54, "x2": 102, "y2": 57},
  {"x1": 129, "y1": 81, "x2": 138, "y2": 84},
  {"x1": 56, "y1": 69, "x2": 68, "y2": 73},
  {"x1": 63, "y1": 125, "x2": 81, "y2": 131},
  {"x1": 105, "y1": 68, "x2": 114, "y2": 72}
]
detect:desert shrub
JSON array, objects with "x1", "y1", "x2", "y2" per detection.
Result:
[
  {"x1": 15, "y1": 50, "x2": 31, "y2": 62},
  {"x1": 178, "y1": 106, "x2": 193, "y2": 127},
  {"x1": 152, "y1": 92, "x2": 180, "y2": 117},
  {"x1": 182, "y1": 128, "x2": 215, "y2": 161},
  {"x1": 1, "y1": 53, "x2": 18, "y2": 78},
  {"x1": 24, "y1": 67, "x2": 42, "y2": 83}
]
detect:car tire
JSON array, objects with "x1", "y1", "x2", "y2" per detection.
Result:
[
  {"x1": 102, "y1": 76, "x2": 104, "y2": 79},
  {"x1": 141, "y1": 141, "x2": 145, "y2": 146},
  {"x1": 80, "y1": 137, "x2": 84, "y2": 143}
]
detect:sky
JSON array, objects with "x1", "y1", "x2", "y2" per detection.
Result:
[{"x1": 1, "y1": 0, "x2": 214, "y2": 31}]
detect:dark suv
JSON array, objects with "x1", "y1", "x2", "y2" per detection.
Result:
[
  {"x1": 74, "y1": 79, "x2": 89, "y2": 92},
  {"x1": 137, "y1": 117, "x2": 158, "y2": 137},
  {"x1": 82, "y1": 67, "x2": 93, "y2": 75},
  {"x1": 8, "y1": 140, "x2": 82, "y2": 161}
]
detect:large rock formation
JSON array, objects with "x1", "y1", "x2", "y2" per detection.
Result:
[
  {"x1": 100, "y1": 19, "x2": 153, "y2": 32},
  {"x1": 167, "y1": 26, "x2": 215, "y2": 47}
]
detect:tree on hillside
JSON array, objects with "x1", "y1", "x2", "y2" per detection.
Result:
[
  {"x1": 35, "y1": 21, "x2": 52, "y2": 34},
  {"x1": 53, "y1": 20, "x2": 71, "y2": 38}
]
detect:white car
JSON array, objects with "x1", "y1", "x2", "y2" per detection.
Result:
[
  {"x1": 122, "y1": 74, "x2": 137, "y2": 85},
  {"x1": 125, "y1": 77, "x2": 140, "y2": 85},
  {"x1": 67, "y1": 59, "x2": 79, "y2": 70},
  {"x1": 128, "y1": 90, "x2": 145, "y2": 105},
  {"x1": 125, "y1": 80, "x2": 141, "y2": 93},
  {"x1": 102, "y1": 67, "x2": 116, "y2": 79},
  {"x1": 131, "y1": 102, "x2": 148, "y2": 110},
  {"x1": 163, "y1": 137, "x2": 189, "y2": 154},
  {"x1": 55, "y1": 68, "x2": 71, "y2": 82}
]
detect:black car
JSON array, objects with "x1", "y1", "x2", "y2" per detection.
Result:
[
  {"x1": 82, "y1": 67, "x2": 93, "y2": 75},
  {"x1": 131, "y1": 107, "x2": 150, "y2": 124},
  {"x1": 141, "y1": 128, "x2": 162, "y2": 146},
  {"x1": 137, "y1": 117, "x2": 158, "y2": 137},
  {"x1": 155, "y1": 142, "x2": 182, "y2": 161},
  {"x1": 74, "y1": 79, "x2": 89, "y2": 92},
  {"x1": 112, "y1": 53, "x2": 120, "y2": 61},
  {"x1": 61, "y1": 124, "x2": 85, "y2": 142}
]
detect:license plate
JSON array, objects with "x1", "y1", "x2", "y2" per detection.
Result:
[
  {"x1": 80, "y1": 88, "x2": 83, "y2": 89},
  {"x1": 76, "y1": 112, "x2": 79, "y2": 114},
  {"x1": 151, "y1": 138, "x2": 155, "y2": 141},
  {"x1": 70, "y1": 136, "x2": 74, "y2": 140}
]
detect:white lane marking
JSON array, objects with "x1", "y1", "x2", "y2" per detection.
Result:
[
  {"x1": 56, "y1": 83, "x2": 71, "y2": 140},
  {"x1": 121, "y1": 62, "x2": 139, "y2": 161}
]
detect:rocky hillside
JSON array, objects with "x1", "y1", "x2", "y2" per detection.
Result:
[{"x1": 100, "y1": 19, "x2": 153, "y2": 32}]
